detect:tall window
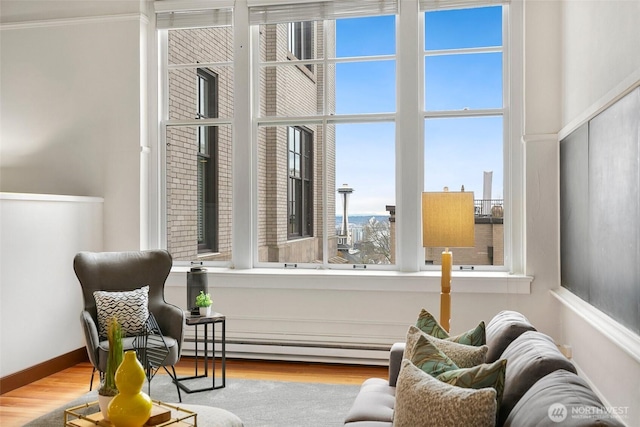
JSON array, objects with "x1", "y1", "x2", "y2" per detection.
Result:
[
  {"x1": 196, "y1": 69, "x2": 219, "y2": 252},
  {"x1": 422, "y1": 4, "x2": 507, "y2": 269},
  {"x1": 288, "y1": 127, "x2": 313, "y2": 238},
  {"x1": 253, "y1": 4, "x2": 397, "y2": 266},
  {"x1": 159, "y1": 9, "x2": 234, "y2": 263}
]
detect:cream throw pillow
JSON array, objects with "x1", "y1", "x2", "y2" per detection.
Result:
[{"x1": 394, "y1": 359, "x2": 497, "y2": 427}]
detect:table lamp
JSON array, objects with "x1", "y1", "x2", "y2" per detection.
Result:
[{"x1": 422, "y1": 190, "x2": 475, "y2": 332}]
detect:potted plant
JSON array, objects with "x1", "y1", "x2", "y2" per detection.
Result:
[
  {"x1": 195, "y1": 290, "x2": 212, "y2": 316},
  {"x1": 98, "y1": 316, "x2": 123, "y2": 421}
]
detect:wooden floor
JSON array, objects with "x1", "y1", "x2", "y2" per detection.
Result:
[{"x1": 0, "y1": 358, "x2": 386, "y2": 426}]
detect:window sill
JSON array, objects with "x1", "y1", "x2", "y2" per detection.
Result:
[
  {"x1": 168, "y1": 266, "x2": 532, "y2": 294},
  {"x1": 286, "y1": 235, "x2": 314, "y2": 242}
]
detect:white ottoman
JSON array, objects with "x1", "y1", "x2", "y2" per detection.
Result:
[{"x1": 169, "y1": 404, "x2": 243, "y2": 427}]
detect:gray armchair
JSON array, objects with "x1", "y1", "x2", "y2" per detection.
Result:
[{"x1": 74, "y1": 250, "x2": 184, "y2": 401}]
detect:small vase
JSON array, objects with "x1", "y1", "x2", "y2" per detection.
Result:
[
  {"x1": 199, "y1": 306, "x2": 211, "y2": 316},
  {"x1": 98, "y1": 394, "x2": 114, "y2": 421},
  {"x1": 108, "y1": 350, "x2": 152, "y2": 427}
]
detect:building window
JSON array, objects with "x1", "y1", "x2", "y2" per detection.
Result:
[
  {"x1": 196, "y1": 68, "x2": 219, "y2": 253},
  {"x1": 288, "y1": 127, "x2": 313, "y2": 238},
  {"x1": 288, "y1": 21, "x2": 313, "y2": 62}
]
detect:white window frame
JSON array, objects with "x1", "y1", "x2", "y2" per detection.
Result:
[
  {"x1": 252, "y1": 13, "x2": 397, "y2": 269},
  {"x1": 155, "y1": 3, "x2": 235, "y2": 268},
  {"x1": 152, "y1": 0, "x2": 525, "y2": 276},
  {"x1": 420, "y1": 3, "x2": 513, "y2": 273}
]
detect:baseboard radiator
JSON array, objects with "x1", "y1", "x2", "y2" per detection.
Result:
[{"x1": 181, "y1": 338, "x2": 392, "y2": 366}]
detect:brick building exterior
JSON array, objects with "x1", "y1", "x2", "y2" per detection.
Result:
[
  {"x1": 166, "y1": 22, "x2": 336, "y2": 263},
  {"x1": 167, "y1": 26, "x2": 234, "y2": 262},
  {"x1": 257, "y1": 21, "x2": 337, "y2": 263}
]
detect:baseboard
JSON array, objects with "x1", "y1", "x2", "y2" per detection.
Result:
[{"x1": 0, "y1": 348, "x2": 88, "y2": 395}]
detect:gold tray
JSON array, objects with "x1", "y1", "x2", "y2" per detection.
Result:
[{"x1": 64, "y1": 400, "x2": 197, "y2": 427}]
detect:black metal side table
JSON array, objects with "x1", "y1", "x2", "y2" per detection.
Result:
[{"x1": 175, "y1": 311, "x2": 226, "y2": 393}]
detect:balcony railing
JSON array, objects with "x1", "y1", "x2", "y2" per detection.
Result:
[{"x1": 474, "y1": 199, "x2": 504, "y2": 217}]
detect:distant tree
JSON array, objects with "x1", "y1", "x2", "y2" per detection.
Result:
[{"x1": 359, "y1": 217, "x2": 391, "y2": 264}]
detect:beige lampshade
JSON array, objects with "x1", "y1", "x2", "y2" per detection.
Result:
[{"x1": 422, "y1": 192, "x2": 475, "y2": 248}]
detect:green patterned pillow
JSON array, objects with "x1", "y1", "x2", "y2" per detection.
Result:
[
  {"x1": 448, "y1": 321, "x2": 486, "y2": 346},
  {"x1": 410, "y1": 334, "x2": 459, "y2": 377},
  {"x1": 405, "y1": 326, "x2": 487, "y2": 368},
  {"x1": 415, "y1": 308, "x2": 486, "y2": 346},
  {"x1": 415, "y1": 308, "x2": 449, "y2": 339},
  {"x1": 436, "y1": 358, "x2": 507, "y2": 410}
]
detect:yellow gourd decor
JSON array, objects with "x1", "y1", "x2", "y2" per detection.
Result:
[{"x1": 108, "y1": 350, "x2": 152, "y2": 427}]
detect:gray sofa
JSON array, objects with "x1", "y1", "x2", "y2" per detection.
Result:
[{"x1": 344, "y1": 311, "x2": 625, "y2": 427}]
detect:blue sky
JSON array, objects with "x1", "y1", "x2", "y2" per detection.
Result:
[{"x1": 334, "y1": 7, "x2": 503, "y2": 215}]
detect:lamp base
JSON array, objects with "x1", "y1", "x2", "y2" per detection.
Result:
[
  {"x1": 440, "y1": 292, "x2": 451, "y2": 333},
  {"x1": 440, "y1": 250, "x2": 452, "y2": 333}
]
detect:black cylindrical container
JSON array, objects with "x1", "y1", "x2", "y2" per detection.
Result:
[{"x1": 187, "y1": 266, "x2": 208, "y2": 313}]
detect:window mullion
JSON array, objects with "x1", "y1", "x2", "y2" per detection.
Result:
[
  {"x1": 395, "y1": 0, "x2": 422, "y2": 272},
  {"x1": 168, "y1": 61, "x2": 234, "y2": 70},
  {"x1": 424, "y1": 108, "x2": 505, "y2": 119},
  {"x1": 505, "y1": 1, "x2": 524, "y2": 274},
  {"x1": 233, "y1": 0, "x2": 253, "y2": 269},
  {"x1": 260, "y1": 54, "x2": 395, "y2": 67},
  {"x1": 321, "y1": 18, "x2": 329, "y2": 265},
  {"x1": 256, "y1": 113, "x2": 395, "y2": 125},
  {"x1": 157, "y1": 30, "x2": 170, "y2": 250},
  {"x1": 165, "y1": 118, "x2": 233, "y2": 127},
  {"x1": 425, "y1": 46, "x2": 502, "y2": 57}
]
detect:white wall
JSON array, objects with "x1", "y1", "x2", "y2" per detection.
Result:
[
  {"x1": 164, "y1": 269, "x2": 532, "y2": 364},
  {"x1": 561, "y1": 0, "x2": 640, "y2": 135},
  {"x1": 524, "y1": 0, "x2": 562, "y2": 135},
  {"x1": 520, "y1": 0, "x2": 563, "y2": 341},
  {"x1": 0, "y1": 193, "x2": 103, "y2": 377},
  {"x1": 554, "y1": 1, "x2": 640, "y2": 423},
  {"x1": 0, "y1": 7, "x2": 146, "y2": 251}
]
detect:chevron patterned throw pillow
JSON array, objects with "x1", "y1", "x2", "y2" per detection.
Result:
[{"x1": 94, "y1": 285, "x2": 150, "y2": 338}]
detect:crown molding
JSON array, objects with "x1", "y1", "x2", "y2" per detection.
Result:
[{"x1": 0, "y1": 13, "x2": 149, "y2": 31}]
